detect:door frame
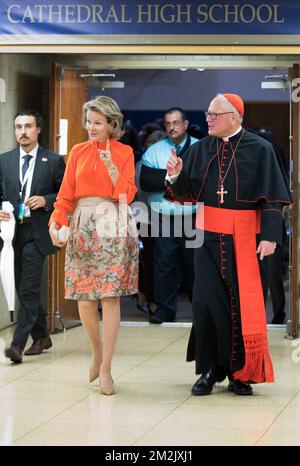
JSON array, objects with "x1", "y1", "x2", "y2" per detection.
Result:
[
  {"x1": 290, "y1": 64, "x2": 299, "y2": 338},
  {"x1": 12, "y1": 44, "x2": 297, "y2": 336},
  {"x1": 48, "y1": 63, "x2": 89, "y2": 331}
]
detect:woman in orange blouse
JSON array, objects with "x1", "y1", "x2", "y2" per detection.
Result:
[{"x1": 49, "y1": 96, "x2": 139, "y2": 395}]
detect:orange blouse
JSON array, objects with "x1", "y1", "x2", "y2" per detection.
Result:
[{"x1": 50, "y1": 139, "x2": 137, "y2": 227}]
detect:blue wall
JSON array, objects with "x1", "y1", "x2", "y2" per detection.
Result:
[
  {"x1": 89, "y1": 68, "x2": 288, "y2": 107},
  {"x1": 88, "y1": 68, "x2": 289, "y2": 131}
]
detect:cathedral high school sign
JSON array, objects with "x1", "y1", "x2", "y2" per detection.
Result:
[{"x1": 0, "y1": 0, "x2": 299, "y2": 45}]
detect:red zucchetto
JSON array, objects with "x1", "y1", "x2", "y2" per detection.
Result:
[{"x1": 223, "y1": 93, "x2": 244, "y2": 116}]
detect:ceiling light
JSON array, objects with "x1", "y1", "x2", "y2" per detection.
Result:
[
  {"x1": 97, "y1": 80, "x2": 125, "y2": 89},
  {"x1": 79, "y1": 73, "x2": 116, "y2": 78},
  {"x1": 261, "y1": 81, "x2": 289, "y2": 90}
]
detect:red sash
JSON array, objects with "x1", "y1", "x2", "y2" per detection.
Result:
[{"x1": 198, "y1": 205, "x2": 274, "y2": 384}]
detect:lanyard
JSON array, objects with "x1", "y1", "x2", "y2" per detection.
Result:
[{"x1": 19, "y1": 158, "x2": 34, "y2": 200}]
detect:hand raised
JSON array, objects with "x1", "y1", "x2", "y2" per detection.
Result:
[
  {"x1": 166, "y1": 148, "x2": 183, "y2": 177},
  {"x1": 99, "y1": 139, "x2": 112, "y2": 165}
]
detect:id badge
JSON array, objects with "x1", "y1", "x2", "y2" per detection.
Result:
[{"x1": 18, "y1": 202, "x2": 25, "y2": 222}]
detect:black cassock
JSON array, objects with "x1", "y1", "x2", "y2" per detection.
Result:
[{"x1": 168, "y1": 129, "x2": 292, "y2": 375}]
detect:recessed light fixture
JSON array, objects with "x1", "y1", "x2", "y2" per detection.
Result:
[
  {"x1": 97, "y1": 80, "x2": 125, "y2": 89},
  {"x1": 261, "y1": 81, "x2": 289, "y2": 90}
]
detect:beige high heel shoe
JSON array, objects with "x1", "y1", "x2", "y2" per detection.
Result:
[
  {"x1": 100, "y1": 377, "x2": 115, "y2": 396},
  {"x1": 89, "y1": 367, "x2": 100, "y2": 383},
  {"x1": 89, "y1": 342, "x2": 103, "y2": 382}
]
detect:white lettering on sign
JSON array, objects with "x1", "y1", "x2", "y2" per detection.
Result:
[
  {"x1": 197, "y1": 3, "x2": 284, "y2": 24},
  {"x1": 6, "y1": 3, "x2": 285, "y2": 25}
]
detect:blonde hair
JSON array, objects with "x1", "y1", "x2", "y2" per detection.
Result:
[{"x1": 82, "y1": 96, "x2": 124, "y2": 139}]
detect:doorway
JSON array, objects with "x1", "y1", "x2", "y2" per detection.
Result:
[{"x1": 47, "y1": 58, "x2": 298, "y2": 336}]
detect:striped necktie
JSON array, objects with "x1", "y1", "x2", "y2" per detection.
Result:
[
  {"x1": 22, "y1": 154, "x2": 32, "y2": 180},
  {"x1": 175, "y1": 145, "x2": 181, "y2": 156},
  {"x1": 21, "y1": 154, "x2": 32, "y2": 200}
]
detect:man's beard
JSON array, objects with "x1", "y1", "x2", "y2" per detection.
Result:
[{"x1": 19, "y1": 138, "x2": 30, "y2": 146}]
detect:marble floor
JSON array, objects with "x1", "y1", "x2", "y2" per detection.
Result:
[{"x1": 0, "y1": 323, "x2": 299, "y2": 446}]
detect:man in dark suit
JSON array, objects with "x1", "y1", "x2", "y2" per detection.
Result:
[{"x1": 0, "y1": 109, "x2": 65, "y2": 363}]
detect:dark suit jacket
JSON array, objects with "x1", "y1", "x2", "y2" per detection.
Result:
[{"x1": 0, "y1": 146, "x2": 65, "y2": 256}]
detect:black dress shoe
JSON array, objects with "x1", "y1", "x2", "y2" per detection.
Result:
[
  {"x1": 4, "y1": 344, "x2": 23, "y2": 363},
  {"x1": 271, "y1": 312, "x2": 286, "y2": 324},
  {"x1": 228, "y1": 379, "x2": 253, "y2": 395},
  {"x1": 149, "y1": 310, "x2": 175, "y2": 324},
  {"x1": 191, "y1": 368, "x2": 218, "y2": 396},
  {"x1": 24, "y1": 336, "x2": 52, "y2": 356},
  {"x1": 149, "y1": 313, "x2": 164, "y2": 324}
]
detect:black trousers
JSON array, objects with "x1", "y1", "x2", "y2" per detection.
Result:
[
  {"x1": 260, "y1": 245, "x2": 286, "y2": 318},
  {"x1": 153, "y1": 213, "x2": 195, "y2": 320},
  {"x1": 139, "y1": 233, "x2": 155, "y2": 304},
  {"x1": 12, "y1": 223, "x2": 48, "y2": 348}
]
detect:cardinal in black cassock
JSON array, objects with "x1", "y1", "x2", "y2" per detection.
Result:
[{"x1": 166, "y1": 93, "x2": 292, "y2": 396}]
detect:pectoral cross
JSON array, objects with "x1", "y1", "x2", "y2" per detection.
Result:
[{"x1": 217, "y1": 184, "x2": 228, "y2": 204}]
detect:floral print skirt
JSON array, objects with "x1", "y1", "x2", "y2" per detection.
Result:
[{"x1": 65, "y1": 197, "x2": 139, "y2": 300}]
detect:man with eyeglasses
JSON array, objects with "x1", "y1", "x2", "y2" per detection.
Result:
[
  {"x1": 166, "y1": 94, "x2": 292, "y2": 396},
  {"x1": 140, "y1": 107, "x2": 199, "y2": 324}
]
